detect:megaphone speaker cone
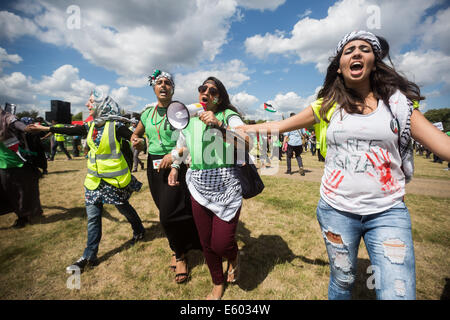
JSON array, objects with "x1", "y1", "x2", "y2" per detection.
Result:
[{"x1": 167, "y1": 101, "x2": 189, "y2": 130}]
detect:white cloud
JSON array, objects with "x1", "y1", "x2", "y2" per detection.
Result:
[
  {"x1": 110, "y1": 86, "x2": 145, "y2": 112},
  {"x1": 395, "y1": 50, "x2": 450, "y2": 91},
  {"x1": 171, "y1": 59, "x2": 251, "y2": 105},
  {"x1": 0, "y1": 0, "x2": 286, "y2": 89},
  {"x1": 0, "y1": 47, "x2": 22, "y2": 72},
  {"x1": 0, "y1": 11, "x2": 39, "y2": 40},
  {"x1": 248, "y1": 87, "x2": 320, "y2": 120},
  {"x1": 116, "y1": 76, "x2": 148, "y2": 88},
  {"x1": 297, "y1": 9, "x2": 312, "y2": 19},
  {"x1": 230, "y1": 91, "x2": 258, "y2": 115},
  {"x1": 0, "y1": 56, "x2": 252, "y2": 117},
  {"x1": 419, "y1": 7, "x2": 450, "y2": 55},
  {"x1": 0, "y1": 71, "x2": 37, "y2": 106},
  {"x1": 244, "y1": 0, "x2": 439, "y2": 72},
  {"x1": 272, "y1": 89, "x2": 318, "y2": 114},
  {"x1": 242, "y1": 0, "x2": 450, "y2": 104},
  {"x1": 237, "y1": 0, "x2": 286, "y2": 11},
  {"x1": 0, "y1": 63, "x2": 147, "y2": 116}
]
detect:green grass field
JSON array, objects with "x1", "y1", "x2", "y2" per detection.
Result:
[{"x1": 0, "y1": 150, "x2": 449, "y2": 300}]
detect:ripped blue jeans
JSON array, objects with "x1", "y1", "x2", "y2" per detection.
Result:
[{"x1": 316, "y1": 198, "x2": 416, "y2": 300}]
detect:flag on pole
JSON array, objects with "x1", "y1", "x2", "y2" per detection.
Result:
[{"x1": 264, "y1": 102, "x2": 276, "y2": 113}]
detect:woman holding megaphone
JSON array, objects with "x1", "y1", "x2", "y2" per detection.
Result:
[
  {"x1": 131, "y1": 70, "x2": 201, "y2": 284},
  {"x1": 168, "y1": 76, "x2": 250, "y2": 300}
]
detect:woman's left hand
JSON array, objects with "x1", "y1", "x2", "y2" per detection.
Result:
[
  {"x1": 199, "y1": 111, "x2": 221, "y2": 127},
  {"x1": 158, "y1": 153, "x2": 173, "y2": 172}
]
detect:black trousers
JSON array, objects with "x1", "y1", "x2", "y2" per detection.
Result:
[
  {"x1": 146, "y1": 154, "x2": 201, "y2": 258},
  {"x1": 286, "y1": 144, "x2": 303, "y2": 172},
  {"x1": 50, "y1": 141, "x2": 72, "y2": 160}
]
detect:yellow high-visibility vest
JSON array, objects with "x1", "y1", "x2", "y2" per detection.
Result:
[
  {"x1": 84, "y1": 121, "x2": 131, "y2": 190},
  {"x1": 53, "y1": 124, "x2": 65, "y2": 142}
]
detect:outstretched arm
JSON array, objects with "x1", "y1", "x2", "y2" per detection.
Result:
[
  {"x1": 411, "y1": 110, "x2": 450, "y2": 161},
  {"x1": 237, "y1": 106, "x2": 316, "y2": 134},
  {"x1": 28, "y1": 123, "x2": 87, "y2": 136}
]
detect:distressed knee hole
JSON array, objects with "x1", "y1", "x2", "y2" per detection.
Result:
[
  {"x1": 382, "y1": 238, "x2": 406, "y2": 264},
  {"x1": 334, "y1": 251, "x2": 352, "y2": 273},
  {"x1": 394, "y1": 279, "x2": 406, "y2": 297},
  {"x1": 325, "y1": 231, "x2": 343, "y2": 244}
]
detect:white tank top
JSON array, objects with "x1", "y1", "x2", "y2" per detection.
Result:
[{"x1": 320, "y1": 100, "x2": 405, "y2": 215}]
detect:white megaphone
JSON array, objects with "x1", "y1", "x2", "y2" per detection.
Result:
[{"x1": 167, "y1": 101, "x2": 206, "y2": 130}]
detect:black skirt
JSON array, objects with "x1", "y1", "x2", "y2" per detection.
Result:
[
  {"x1": 0, "y1": 164, "x2": 43, "y2": 217},
  {"x1": 146, "y1": 153, "x2": 201, "y2": 256}
]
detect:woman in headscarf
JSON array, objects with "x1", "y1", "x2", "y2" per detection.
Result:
[
  {"x1": 237, "y1": 31, "x2": 450, "y2": 299},
  {"x1": 29, "y1": 92, "x2": 146, "y2": 273},
  {"x1": 131, "y1": 70, "x2": 201, "y2": 284}
]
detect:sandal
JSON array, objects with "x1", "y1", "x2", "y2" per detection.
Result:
[
  {"x1": 226, "y1": 253, "x2": 240, "y2": 284},
  {"x1": 169, "y1": 253, "x2": 176, "y2": 272},
  {"x1": 175, "y1": 257, "x2": 189, "y2": 284}
]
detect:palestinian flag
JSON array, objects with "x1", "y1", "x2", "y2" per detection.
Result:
[{"x1": 264, "y1": 103, "x2": 276, "y2": 113}]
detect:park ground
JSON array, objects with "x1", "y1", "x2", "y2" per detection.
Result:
[{"x1": 0, "y1": 150, "x2": 449, "y2": 300}]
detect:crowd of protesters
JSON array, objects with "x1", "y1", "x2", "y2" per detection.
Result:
[{"x1": 1, "y1": 30, "x2": 450, "y2": 301}]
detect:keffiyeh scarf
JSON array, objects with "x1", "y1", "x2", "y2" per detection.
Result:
[
  {"x1": 186, "y1": 167, "x2": 242, "y2": 222},
  {"x1": 93, "y1": 96, "x2": 133, "y2": 126},
  {"x1": 387, "y1": 90, "x2": 415, "y2": 183},
  {"x1": 335, "y1": 30, "x2": 382, "y2": 58}
]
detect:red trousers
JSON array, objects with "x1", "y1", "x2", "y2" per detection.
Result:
[{"x1": 191, "y1": 197, "x2": 241, "y2": 285}]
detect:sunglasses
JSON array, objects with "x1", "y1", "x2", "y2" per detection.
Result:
[{"x1": 198, "y1": 85, "x2": 219, "y2": 96}]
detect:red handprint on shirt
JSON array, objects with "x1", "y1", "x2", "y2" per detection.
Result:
[
  {"x1": 323, "y1": 169, "x2": 344, "y2": 197},
  {"x1": 365, "y1": 148, "x2": 400, "y2": 194}
]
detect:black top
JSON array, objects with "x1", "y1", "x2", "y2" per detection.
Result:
[
  {"x1": 49, "y1": 123, "x2": 133, "y2": 140},
  {"x1": 49, "y1": 123, "x2": 134, "y2": 169}
]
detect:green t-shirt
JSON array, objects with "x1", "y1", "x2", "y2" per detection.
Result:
[
  {"x1": 141, "y1": 105, "x2": 179, "y2": 155},
  {"x1": 182, "y1": 109, "x2": 240, "y2": 170},
  {"x1": 0, "y1": 141, "x2": 24, "y2": 169}
]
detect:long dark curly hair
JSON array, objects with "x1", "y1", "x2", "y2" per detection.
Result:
[
  {"x1": 317, "y1": 35, "x2": 424, "y2": 122},
  {"x1": 202, "y1": 76, "x2": 240, "y2": 114}
]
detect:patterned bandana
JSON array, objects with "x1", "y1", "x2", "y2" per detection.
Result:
[
  {"x1": 335, "y1": 30, "x2": 382, "y2": 58},
  {"x1": 93, "y1": 95, "x2": 131, "y2": 126},
  {"x1": 148, "y1": 69, "x2": 175, "y2": 88}
]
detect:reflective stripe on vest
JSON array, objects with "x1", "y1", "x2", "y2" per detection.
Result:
[
  {"x1": 53, "y1": 124, "x2": 65, "y2": 141},
  {"x1": 84, "y1": 121, "x2": 131, "y2": 190},
  {"x1": 87, "y1": 167, "x2": 129, "y2": 178}
]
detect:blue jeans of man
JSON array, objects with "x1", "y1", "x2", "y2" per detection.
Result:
[
  {"x1": 316, "y1": 198, "x2": 416, "y2": 300},
  {"x1": 83, "y1": 202, "x2": 145, "y2": 260}
]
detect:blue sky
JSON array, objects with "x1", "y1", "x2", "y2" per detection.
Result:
[{"x1": 0, "y1": 0, "x2": 449, "y2": 121}]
